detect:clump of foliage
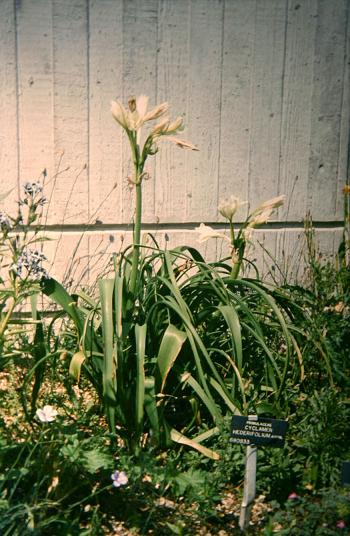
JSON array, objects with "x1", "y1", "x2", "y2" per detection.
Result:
[{"x1": 264, "y1": 489, "x2": 350, "y2": 535}]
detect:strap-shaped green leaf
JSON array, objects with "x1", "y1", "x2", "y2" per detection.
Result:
[
  {"x1": 217, "y1": 304, "x2": 243, "y2": 372},
  {"x1": 170, "y1": 428, "x2": 220, "y2": 460},
  {"x1": 144, "y1": 377, "x2": 159, "y2": 443},
  {"x1": 98, "y1": 278, "x2": 116, "y2": 431},
  {"x1": 181, "y1": 372, "x2": 222, "y2": 422},
  {"x1": 135, "y1": 324, "x2": 146, "y2": 436},
  {"x1": 157, "y1": 324, "x2": 187, "y2": 393}
]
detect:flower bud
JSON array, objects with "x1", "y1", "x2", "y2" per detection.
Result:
[{"x1": 218, "y1": 196, "x2": 247, "y2": 221}]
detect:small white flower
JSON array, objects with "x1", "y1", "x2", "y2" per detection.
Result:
[
  {"x1": 36, "y1": 405, "x2": 58, "y2": 423},
  {"x1": 111, "y1": 470, "x2": 128, "y2": 487},
  {"x1": 151, "y1": 117, "x2": 171, "y2": 136},
  {"x1": 218, "y1": 196, "x2": 247, "y2": 221},
  {"x1": 143, "y1": 100, "x2": 169, "y2": 122},
  {"x1": 248, "y1": 195, "x2": 286, "y2": 228},
  {"x1": 249, "y1": 208, "x2": 274, "y2": 226},
  {"x1": 195, "y1": 223, "x2": 231, "y2": 243}
]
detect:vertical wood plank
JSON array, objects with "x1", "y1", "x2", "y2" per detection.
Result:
[
  {"x1": 186, "y1": 0, "x2": 224, "y2": 223},
  {"x1": 0, "y1": 0, "x2": 19, "y2": 209},
  {"x1": 16, "y1": 0, "x2": 54, "y2": 189},
  {"x1": 248, "y1": 0, "x2": 287, "y2": 210},
  {"x1": 122, "y1": 0, "x2": 159, "y2": 224},
  {"x1": 219, "y1": 0, "x2": 256, "y2": 217},
  {"x1": 275, "y1": 229, "x2": 307, "y2": 283},
  {"x1": 167, "y1": 229, "x2": 218, "y2": 262},
  {"x1": 336, "y1": 3, "x2": 350, "y2": 217},
  {"x1": 44, "y1": 232, "x2": 89, "y2": 288},
  {"x1": 155, "y1": 0, "x2": 193, "y2": 223},
  {"x1": 87, "y1": 231, "x2": 128, "y2": 284},
  {"x1": 279, "y1": 0, "x2": 318, "y2": 221},
  {"x1": 88, "y1": 0, "x2": 123, "y2": 224},
  {"x1": 51, "y1": 0, "x2": 89, "y2": 224},
  {"x1": 309, "y1": 0, "x2": 349, "y2": 220},
  {"x1": 248, "y1": 229, "x2": 278, "y2": 280},
  {"x1": 316, "y1": 228, "x2": 343, "y2": 258}
]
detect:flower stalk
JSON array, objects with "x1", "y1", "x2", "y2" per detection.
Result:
[{"x1": 111, "y1": 95, "x2": 198, "y2": 297}]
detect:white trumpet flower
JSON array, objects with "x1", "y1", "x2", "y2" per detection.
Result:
[
  {"x1": 111, "y1": 95, "x2": 169, "y2": 132},
  {"x1": 111, "y1": 100, "x2": 130, "y2": 130},
  {"x1": 255, "y1": 195, "x2": 285, "y2": 213},
  {"x1": 248, "y1": 195, "x2": 286, "y2": 227},
  {"x1": 195, "y1": 223, "x2": 231, "y2": 243},
  {"x1": 218, "y1": 196, "x2": 247, "y2": 221}
]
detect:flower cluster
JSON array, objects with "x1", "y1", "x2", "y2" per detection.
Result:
[
  {"x1": 21, "y1": 182, "x2": 47, "y2": 207},
  {"x1": 111, "y1": 95, "x2": 198, "y2": 159},
  {"x1": 195, "y1": 194, "x2": 285, "y2": 278},
  {"x1": 197, "y1": 194, "x2": 285, "y2": 244},
  {"x1": 24, "y1": 182, "x2": 43, "y2": 196},
  {"x1": 111, "y1": 470, "x2": 128, "y2": 488},
  {"x1": 13, "y1": 249, "x2": 49, "y2": 280}
]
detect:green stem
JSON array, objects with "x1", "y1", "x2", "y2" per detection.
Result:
[
  {"x1": 230, "y1": 261, "x2": 242, "y2": 280},
  {"x1": 229, "y1": 219, "x2": 235, "y2": 243},
  {"x1": 0, "y1": 292, "x2": 17, "y2": 340},
  {"x1": 129, "y1": 178, "x2": 142, "y2": 296},
  {"x1": 230, "y1": 239, "x2": 245, "y2": 280}
]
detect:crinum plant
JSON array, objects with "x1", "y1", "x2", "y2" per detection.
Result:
[
  {"x1": 196, "y1": 194, "x2": 285, "y2": 279},
  {"x1": 41, "y1": 95, "x2": 317, "y2": 459}
]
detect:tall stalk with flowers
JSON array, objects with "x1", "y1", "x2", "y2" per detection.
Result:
[{"x1": 110, "y1": 95, "x2": 198, "y2": 297}]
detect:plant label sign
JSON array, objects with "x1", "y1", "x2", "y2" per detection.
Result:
[
  {"x1": 341, "y1": 461, "x2": 350, "y2": 487},
  {"x1": 230, "y1": 415, "x2": 288, "y2": 448}
]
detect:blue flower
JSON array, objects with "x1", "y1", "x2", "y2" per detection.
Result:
[{"x1": 13, "y1": 249, "x2": 48, "y2": 280}]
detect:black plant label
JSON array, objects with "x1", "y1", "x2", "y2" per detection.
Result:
[{"x1": 230, "y1": 416, "x2": 288, "y2": 448}]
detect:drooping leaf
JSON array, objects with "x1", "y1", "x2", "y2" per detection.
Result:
[
  {"x1": 69, "y1": 351, "x2": 86, "y2": 382},
  {"x1": 157, "y1": 324, "x2": 187, "y2": 393},
  {"x1": 170, "y1": 428, "x2": 220, "y2": 460}
]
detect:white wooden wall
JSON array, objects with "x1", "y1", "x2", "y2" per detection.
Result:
[{"x1": 0, "y1": 0, "x2": 349, "y2": 284}]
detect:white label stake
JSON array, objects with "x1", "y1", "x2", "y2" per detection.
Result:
[
  {"x1": 239, "y1": 415, "x2": 258, "y2": 531},
  {"x1": 239, "y1": 444, "x2": 257, "y2": 531}
]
